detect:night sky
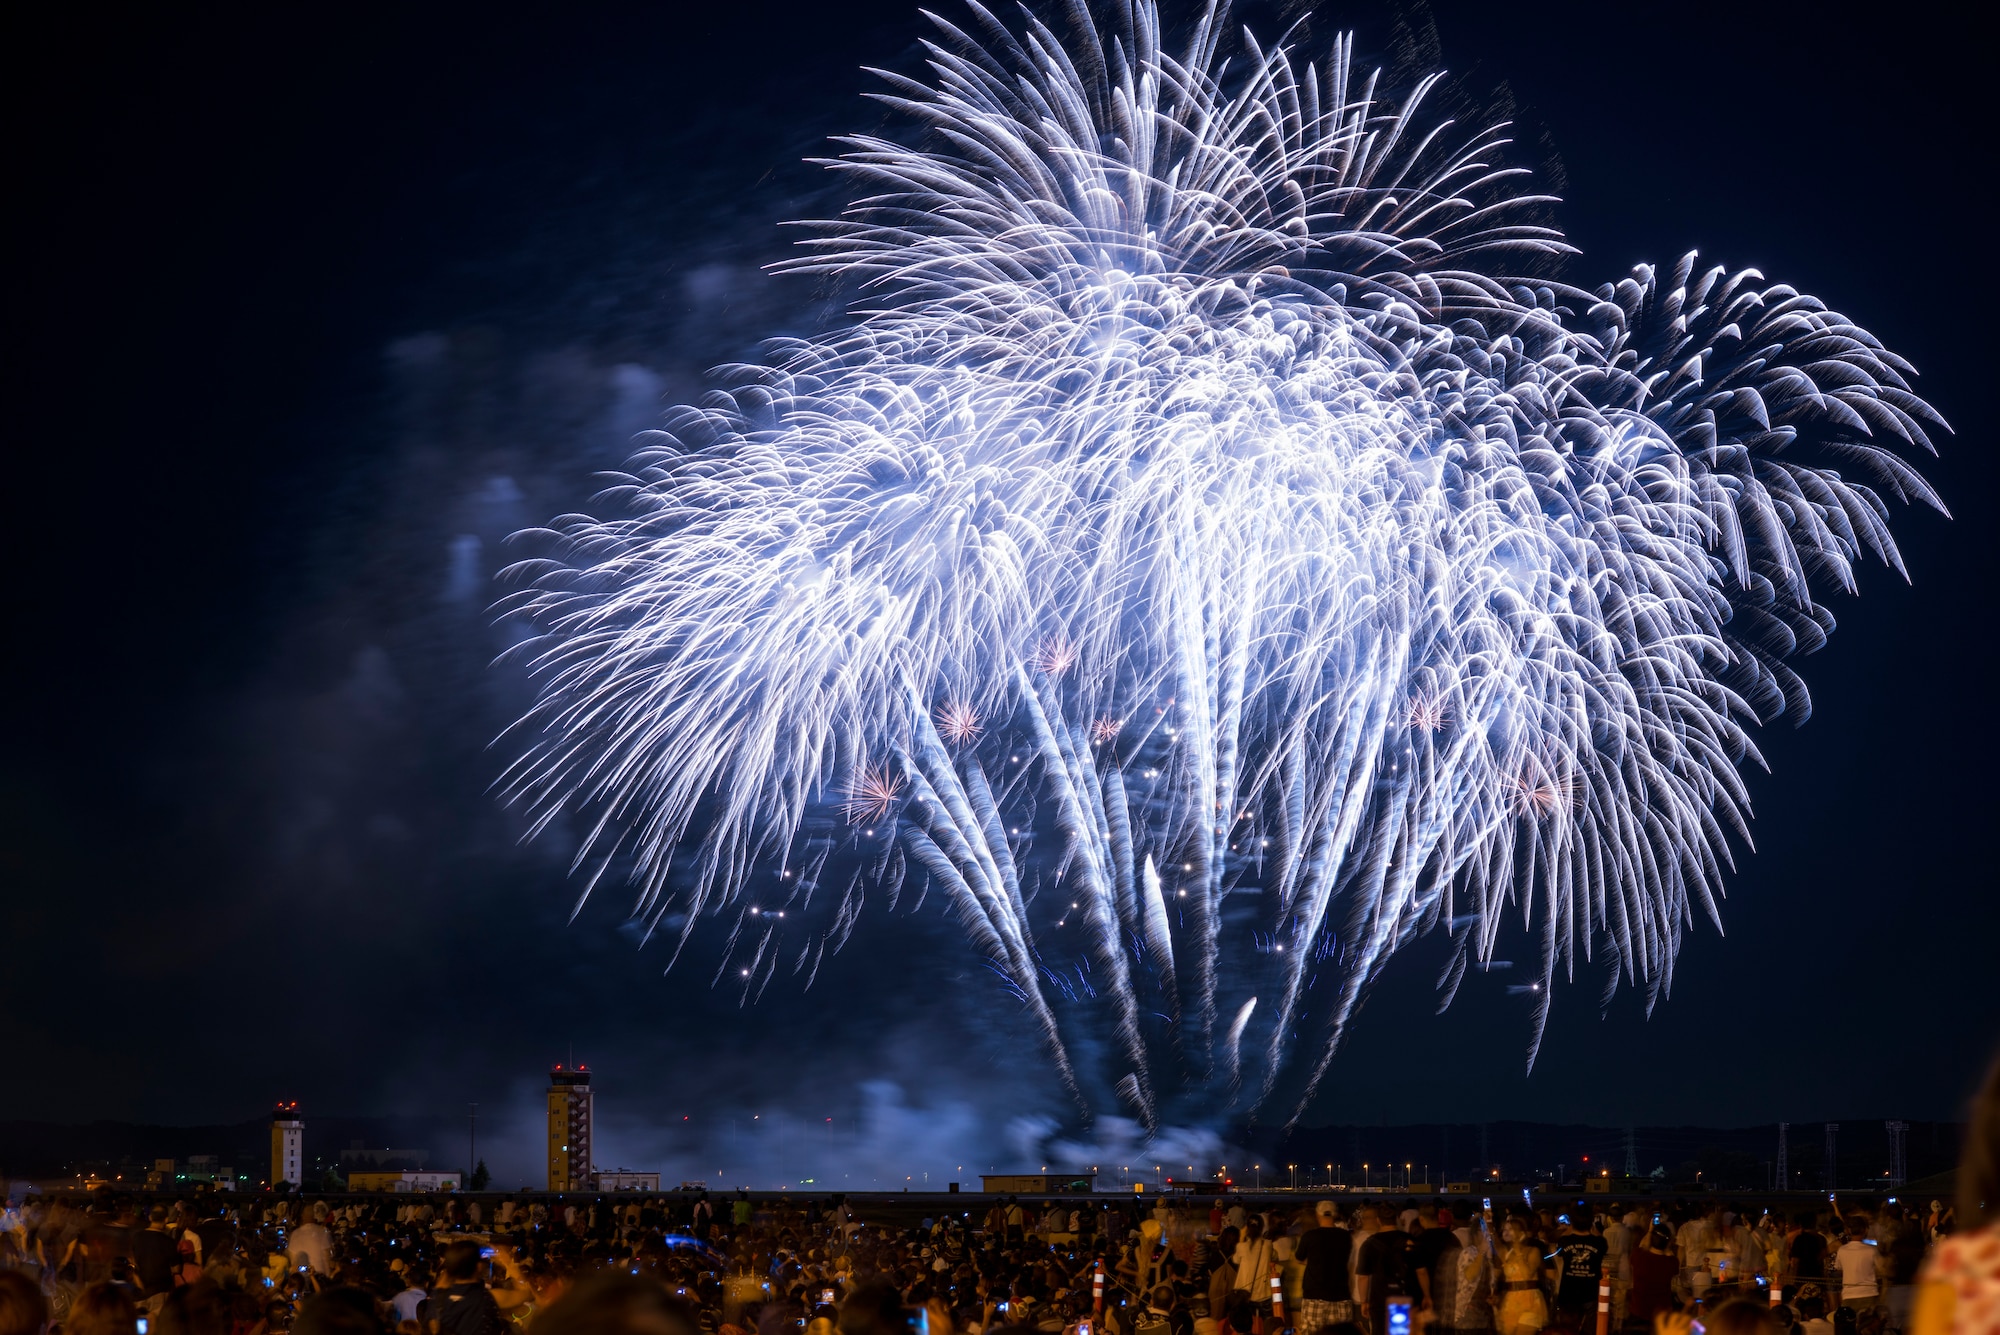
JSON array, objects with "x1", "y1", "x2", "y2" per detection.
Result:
[{"x1": 6, "y1": 0, "x2": 1995, "y2": 1185}]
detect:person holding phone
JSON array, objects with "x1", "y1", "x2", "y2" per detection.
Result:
[
  {"x1": 1493, "y1": 1216, "x2": 1548, "y2": 1335},
  {"x1": 428, "y1": 1240, "x2": 522, "y2": 1335}
]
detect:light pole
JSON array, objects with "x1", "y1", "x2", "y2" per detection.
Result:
[
  {"x1": 1363, "y1": 1163, "x2": 1369, "y2": 1189},
  {"x1": 1325, "y1": 1162, "x2": 1332, "y2": 1189},
  {"x1": 1289, "y1": 1163, "x2": 1297, "y2": 1191}
]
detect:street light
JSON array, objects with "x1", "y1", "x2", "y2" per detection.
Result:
[{"x1": 1289, "y1": 1163, "x2": 1297, "y2": 1191}]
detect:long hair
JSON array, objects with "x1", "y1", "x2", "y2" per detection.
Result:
[{"x1": 1959, "y1": 1049, "x2": 2000, "y2": 1228}]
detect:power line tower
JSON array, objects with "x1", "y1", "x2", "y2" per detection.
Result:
[
  {"x1": 1624, "y1": 1126, "x2": 1637, "y2": 1176},
  {"x1": 1887, "y1": 1121, "x2": 1908, "y2": 1187},
  {"x1": 1777, "y1": 1123, "x2": 1789, "y2": 1189},
  {"x1": 1824, "y1": 1123, "x2": 1839, "y2": 1192}
]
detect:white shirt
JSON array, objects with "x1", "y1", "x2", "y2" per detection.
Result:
[
  {"x1": 1836, "y1": 1239, "x2": 1880, "y2": 1299},
  {"x1": 289, "y1": 1221, "x2": 333, "y2": 1276},
  {"x1": 391, "y1": 1287, "x2": 427, "y2": 1325},
  {"x1": 1603, "y1": 1219, "x2": 1633, "y2": 1281}
]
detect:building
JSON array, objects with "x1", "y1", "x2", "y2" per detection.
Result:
[
  {"x1": 271, "y1": 1103, "x2": 304, "y2": 1189},
  {"x1": 546, "y1": 1065, "x2": 594, "y2": 1192},
  {"x1": 979, "y1": 1173, "x2": 1095, "y2": 1194},
  {"x1": 592, "y1": 1170, "x2": 660, "y2": 1192},
  {"x1": 348, "y1": 1171, "x2": 461, "y2": 1193}
]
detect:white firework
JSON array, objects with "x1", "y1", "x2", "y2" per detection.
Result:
[{"x1": 500, "y1": 1, "x2": 1945, "y2": 1128}]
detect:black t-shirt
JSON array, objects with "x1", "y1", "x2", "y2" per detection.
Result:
[
  {"x1": 131, "y1": 1228, "x2": 177, "y2": 1293},
  {"x1": 431, "y1": 1282, "x2": 505, "y2": 1335},
  {"x1": 1790, "y1": 1231, "x2": 1828, "y2": 1278},
  {"x1": 1409, "y1": 1227, "x2": 1457, "y2": 1291},
  {"x1": 1295, "y1": 1226, "x2": 1352, "y2": 1301},
  {"x1": 1356, "y1": 1229, "x2": 1414, "y2": 1329},
  {"x1": 1553, "y1": 1234, "x2": 1607, "y2": 1311}
]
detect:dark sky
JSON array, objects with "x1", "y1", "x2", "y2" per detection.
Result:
[{"x1": 6, "y1": 0, "x2": 1995, "y2": 1185}]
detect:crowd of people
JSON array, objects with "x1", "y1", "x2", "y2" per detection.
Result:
[{"x1": 1, "y1": 1061, "x2": 1993, "y2": 1335}]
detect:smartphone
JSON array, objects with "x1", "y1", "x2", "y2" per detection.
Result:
[
  {"x1": 998, "y1": 1302, "x2": 1009, "y2": 1314},
  {"x1": 913, "y1": 1308, "x2": 930, "y2": 1335},
  {"x1": 822, "y1": 1290, "x2": 837, "y2": 1306},
  {"x1": 1078, "y1": 1323, "x2": 1092, "y2": 1335},
  {"x1": 138, "y1": 1322, "x2": 150, "y2": 1335},
  {"x1": 1386, "y1": 1298, "x2": 1412, "y2": 1335},
  {"x1": 1482, "y1": 1198, "x2": 1491, "y2": 1212},
  {"x1": 479, "y1": 1247, "x2": 495, "y2": 1259}
]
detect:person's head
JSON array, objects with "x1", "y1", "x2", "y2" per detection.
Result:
[
  {"x1": 1358, "y1": 1204, "x2": 1384, "y2": 1231},
  {"x1": 0, "y1": 1270, "x2": 51, "y2": 1335},
  {"x1": 1699, "y1": 1299, "x2": 1779, "y2": 1335},
  {"x1": 1314, "y1": 1201, "x2": 1336, "y2": 1228},
  {"x1": 293, "y1": 1289, "x2": 383, "y2": 1335},
  {"x1": 1149, "y1": 1286, "x2": 1175, "y2": 1312},
  {"x1": 1416, "y1": 1203, "x2": 1438, "y2": 1225},
  {"x1": 440, "y1": 1241, "x2": 486, "y2": 1284},
  {"x1": 834, "y1": 1279, "x2": 906, "y2": 1335},
  {"x1": 149, "y1": 1205, "x2": 169, "y2": 1228},
  {"x1": 530, "y1": 1274, "x2": 699, "y2": 1335},
  {"x1": 63, "y1": 1283, "x2": 138, "y2": 1335},
  {"x1": 1958, "y1": 1049, "x2": 2000, "y2": 1229},
  {"x1": 1844, "y1": 1216, "x2": 1867, "y2": 1240}
]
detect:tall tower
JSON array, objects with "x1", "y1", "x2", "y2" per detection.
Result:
[
  {"x1": 270, "y1": 1102, "x2": 304, "y2": 1189},
  {"x1": 1886, "y1": 1121, "x2": 1908, "y2": 1187},
  {"x1": 547, "y1": 1065, "x2": 594, "y2": 1192}
]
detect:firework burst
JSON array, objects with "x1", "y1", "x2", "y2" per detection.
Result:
[
  {"x1": 501, "y1": 0, "x2": 1945, "y2": 1127},
  {"x1": 842, "y1": 762, "x2": 904, "y2": 824},
  {"x1": 936, "y1": 700, "x2": 984, "y2": 746}
]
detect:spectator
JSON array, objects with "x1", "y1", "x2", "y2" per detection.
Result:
[
  {"x1": 1833, "y1": 1218, "x2": 1880, "y2": 1314},
  {"x1": 65, "y1": 1282, "x2": 139, "y2": 1335},
  {"x1": 1406, "y1": 1203, "x2": 1454, "y2": 1316},
  {"x1": 1353, "y1": 1206, "x2": 1413, "y2": 1335},
  {"x1": 529, "y1": 1273, "x2": 698, "y2": 1335},
  {"x1": 1912, "y1": 1049, "x2": 2000, "y2": 1334},
  {"x1": 1547, "y1": 1212, "x2": 1606, "y2": 1329},
  {"x1": 428, "y1": 1242, "x2": 508, "y2": 1335},
  {"x1": 1493, "y1": 1216, "x2": 1546, "y2": 1335},
  {"x1": 291, "y1": 1206, "x2": 334, "y2": 1279},
  {"x1": 1293, "y1": 1202, "x2": 1354, "y2": 1335},
  {"x1": 0, "y1": 1270, "x2": 51, "y2": 1335},
  {"x1": 295, "y1": 1288, "x2": 384, "y2": 1335},
  {"x1": 131, "y1": 1207, "x2": 178, "y2": 1310}
]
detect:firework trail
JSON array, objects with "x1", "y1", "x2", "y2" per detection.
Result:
[{"x1": 500, "y1": 0, "x2": 1944, "y2": 1128}]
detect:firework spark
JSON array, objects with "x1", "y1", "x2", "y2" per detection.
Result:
[
  {"x1": 1032, "y1": 636, "x2": 1078, "y2": 679},
  {"x1": 842, "y1": 763, "x2": 904, "y2": 824},
  {"x1": 501, "y1": 0, "x2": 1945, "y2": 1128},
  {"x1": 936, "y1": 700, "x2": 984, "y2": 746}
]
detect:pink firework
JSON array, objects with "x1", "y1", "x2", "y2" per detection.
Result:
[
  {"x1": 1032, "y1": 635, "x2": 1078, "y2": 677},
  {"x1": 936, "y1": 699, "x2": 983, "y2": 745},
  {"x1": 843, "y1": 762, "x2": 905, "y2": 823},
  {"x1": 1507, "y1": 762, "x2": 1576, "y2": 820},
  {"x1": 1408, "y1": 690, "x2": 1449, "y2": 732},
  {"x1": 1090, "y1": 716, "x2": 1122, "y2": 745}
]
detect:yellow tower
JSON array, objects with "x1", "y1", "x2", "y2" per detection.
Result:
[{"x1": 546, "y1": 1065, "x2": 593, "y2": 1192}]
